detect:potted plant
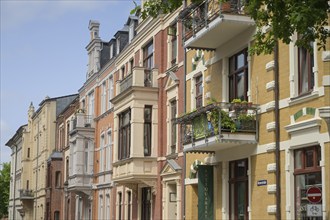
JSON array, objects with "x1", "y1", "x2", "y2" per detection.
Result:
[
  {"x1": 231, "y1": 98, "x2": 242, "y2": 110},
  {"x1": 237, "y1": 113, "x2": 256, "y2": 130}
]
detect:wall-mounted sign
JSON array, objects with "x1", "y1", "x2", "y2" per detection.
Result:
[
  {"x1": 198, "y1": 165, "x2": 214, "y2": 220},
  {"x1": 307, "y1": 186, "x2": 322, "y2": 203},
  {"x1": 257, "y1": 180, "x2": 267, "y2": 186},
  {"x1": 307, "y1": 204, "x2": 322, "y2": 217}
]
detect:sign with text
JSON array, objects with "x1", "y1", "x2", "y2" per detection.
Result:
[
  {"x1": 198, "y1": 165, "x2": 214, "y2": 220},
  {"x1": 257, "y1": 180, "x2": 267, "y2": 186}
]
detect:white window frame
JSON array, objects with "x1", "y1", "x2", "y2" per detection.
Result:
[
  {"x1": 88, "y1": 91, "x2": 95, "y2": 117},
  {"x1": 106, "y1": 129, "x2": 112, "y2": 170},
  {"x1": 289, "y1": 34, "x2": 319, "y2": 102},
  {"x1": 101, "y1": 81, "x2": 107, "y2": 114},
  {"x1": 100, "y1": 133, "x2": 105, "y2": 172},
  {"x1": 108, "y1": 76, "x2": 114, "y2": 110}
]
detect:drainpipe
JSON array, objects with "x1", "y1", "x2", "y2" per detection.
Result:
[
  {"x1": 35, "y1": 119, "x2": 40, "y2": 220},
  {"x1": 182, "y1": 19, "x2": 187, "y2": 220},
  {"x1": 274, "y1": 40, "x2": 281, "y2": 220}
]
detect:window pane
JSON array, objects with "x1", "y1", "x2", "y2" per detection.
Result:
[
  {"x1": 237, "y1": 71, "x2": 245, "y2": 101},
  {"x1": 294, "y1": 150, "x2": 303, "y2": 169},
  {"x1": 295, "y1": 173, "x2": 322, "y2": 220},
  {"x1": 305, "y1": 149, "x2": 314, "y2": 168},
  {"x1": 237, "y1": 53, "x2": 245, "y2": 69}
]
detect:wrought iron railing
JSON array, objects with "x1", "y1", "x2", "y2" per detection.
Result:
[
  {"x1": 19, "y1": 189, "x2": 34, "y2": 199},
  {"x1": 175, "y1": 102, "x2": 258, "y2": 145},
  {"x1": 181, "y1": 0, "x2": 248, "y2": 42},
  {"x1": 120, "y1": 73, "x2": 133, "y2": 93}
]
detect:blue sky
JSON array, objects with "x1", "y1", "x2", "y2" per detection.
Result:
[{"x1": 0, "y1": 0, "x2": 139, "y2": 166}]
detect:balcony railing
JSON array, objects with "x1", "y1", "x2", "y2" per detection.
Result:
[
  {"x1": 175, "y1": 102, "x2": 258, "y2": 146},
  {"x1": 116, "y1": 67, "x2": 158, "y2": 96},
  {"x1": 19, "y1": 189, "x2": 34, "y2": 199},
  {"x1": 71, "y1": 113, "x2": 94, "y2": 132},
  {"x1": 181, "y1": 0, "x2": 249, "y2": 44}
]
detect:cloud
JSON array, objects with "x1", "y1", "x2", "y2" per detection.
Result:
[{"x1": 0, "y1": 0, "x2": 120, "y2": 31}]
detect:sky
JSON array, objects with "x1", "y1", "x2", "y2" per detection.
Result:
[{"x1": 0, "y1": 0, "x2": 140, "y2": 167}]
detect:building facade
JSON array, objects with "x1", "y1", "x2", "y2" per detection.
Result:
[
  {"x1": 177, "y1": 0, "x2": 330, "y2": 219},
  {"x1": 6, "y1": 1, "x2": 330, "y2": 220},
  {"x1": 6, "y1": 125, "x2": 27, "y2": 220}
]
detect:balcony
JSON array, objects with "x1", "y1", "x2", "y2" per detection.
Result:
[
  {"x1": 175, "y1": 102, "x2": 258, "y2": 152},
  {"x1": 181, "y1": 0, "x2": 255, "y2": 49},
  {"x1": 115, "y1": 67, "x2": 158, "y2": 98},
  {"x1": 112, "y1": 157, "x2": 157, "y2": 187},
  {"x1": 19, "y1": 189, "x2": 34, "y2": 200},
  {"x1": 71, "y1": 112, "x2": 94, "y2": 132}
]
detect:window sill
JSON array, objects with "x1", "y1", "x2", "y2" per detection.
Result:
[{"x1": 288, "y1": 90, "x2": 319, "y2": 106}]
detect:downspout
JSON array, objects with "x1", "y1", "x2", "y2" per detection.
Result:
[
  {"x1": 183, "y1": 47, "x2": 187, "y2": 220},
  {"x1": 182, "y1": 3, "x2": 187, "y2": 216},
  {"x1": 35, "y1": 119, "x2": 40, "y2": 220},
  {"x1": 274, "y1": 40, "x2": 281, "y2": 220}
]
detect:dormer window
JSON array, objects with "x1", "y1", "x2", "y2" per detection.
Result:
[
  {"x1": 129, "y1": 22, "x2": 135, "y2": 43},
  {"x1": 110, "y1": 44, "x2": 114, "y2": 59},
  {"x1": 116, "y1": 37, "x2": 121, "y2": 55}
]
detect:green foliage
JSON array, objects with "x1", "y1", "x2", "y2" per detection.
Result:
[
  {"x1": 247, "y1": 0, "x2": 330, "y2": 54},
  {"x1": 132, "y1": 0, "x2": 330, "y2": 54},
  {"x1": 0, "y1": 162, "x2": 10, "y2": 218}
]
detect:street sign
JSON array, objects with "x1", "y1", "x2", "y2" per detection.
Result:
[{"x1": 307, "y1": 186, "x2": 322, "y2": 203}]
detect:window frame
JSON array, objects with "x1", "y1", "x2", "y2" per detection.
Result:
[
  {"x1": 170, "y1": 99, "x2": 177, "y2": 153},
  {"x1": 298, "y1": 41, "x2": 314, "y2": 95},
  {"x1": 143, "y1": 40, "x2": 154, "y2": 69},
  {"x1": 195, "y1": 75, "x2": 203, "y2": 108},
  {"x1": 228, "y1": 48, "x2": 248, "y2": 102},
  {"x1": 229, "y1": 158, "x2": 249, "y2": 220},
  {"x1": 144, "y1": 106, "x2": 152, "y2": 156},
  {"x1": 118, "y1": 109, "x2": 131, "y2": 160}
]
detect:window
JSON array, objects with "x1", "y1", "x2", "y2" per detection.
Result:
[
  {"x1": 47, "y1": 164, "x2": 51, "y2": 188},
  {"x1": 118, "y1": 192, "x2": 122, "y2": 220},
  {"x1": 144, "y1": 106, "x2": 152, "y2": 156},
  {"x1": 54, "y1": 211, "x2": 60, "y2": 220},
  {"x1": 143, "y1": 41, "x2": 154, "y2": 69},
  {"x1": 117, "y1": 37, "x2": 121, "y2": 55},
  {"x1": 100, "y1": 134, "x2": 105, "y2": 172},
  {"x1": 129, "y1": 59, "x2": 134, "y2": 74},
  {"x1": 129, "y1": 22, "x2": 135, "y2": 43},
  {"x1": 170, "y1": 25, "x2": 177, "y2": 65},
  {"x1": 229, "y1": 159, "x2": 248, "y2": 220},
  {"x1": 27, "y1": 148, "x2": 30, "y2": 158},
  {"x1": 106, "y1": 130, "x2": 112, "y2": 170},
  {"x1": 55, "y1": 171, "x2": 61, "y2": 188},
  {"x1": 99, "y1": 195, "x2": 104, "y2": 220},
  {"x1": 141, "y1": 187, "x2": 151, "y2": 220},
  {"x1": 110, "y1": 44, "x2": 114, "y2": 59},
  {"x1": 127, "y1": 191, "x2": 132, "y2": 220},
  {"x1": 294, "y1": 146, "x2": 321, "y2": 220},
  {"x1": 108, "y1": 77, "x2": 114, "y2": 109},
  {"x1": 88, "y1": 91, "x2": 95, "y2": 117},
  {"x1": 121, "y1": 66, "x2": 125, "y2": 80},
  {"x1": 298, "y1": 40, "x2": 314, "y2": 95},
  {"x1": 101, "y1": 81, "x2": 107, "y2": 114},
  {"x1": 106, "y1": 195, "x2": 110, "y2": 219},
  {"x1": 85, "y1": 140, "x2": 89, "y2": 172},
  {"x1": 195, "y1": 75, "x2": 203, "y2": 108},
  {"x1": 118, "y1": 109, "x2": 131, "y2": 160},
  {"x1": 66, "y1": 157, "x2": 69, "y2": 180},
  {"x1": 170, "y1": 100, "x2": 177, "y2": 153},
  {"x1": 66, "y1": 121, "x2": 70, "y2": 146},
  {"x1": 229, "y1": 49, "x2": 248, "y2": 101},
  {"x1": 26, "y1": 180, "x2": 29, "y2": 190}
]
